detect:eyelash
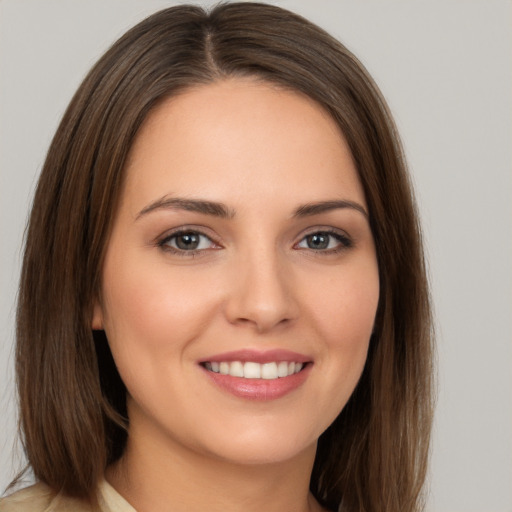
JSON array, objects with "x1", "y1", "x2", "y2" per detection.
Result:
[
  {"x1": 295, "y1": 229, "x2": 353, "y2": 254},
  {"x1": 157, "y1": 228, "x2": 353, "y2": 257},
  {"x1": 157, "y1": 228, "x2": 220, "y2": 257}
]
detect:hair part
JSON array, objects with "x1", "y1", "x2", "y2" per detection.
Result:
[{"x1": 14, "y1": 3, "x2": 434, "y2": 511}]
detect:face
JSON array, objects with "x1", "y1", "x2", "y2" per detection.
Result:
[{"x1": 93, "y1": 79, "x2": 379, "y2": 466}]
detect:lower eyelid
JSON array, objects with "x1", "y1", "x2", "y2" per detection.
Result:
[
  {"x1": 157, "y1": 229, "x2": 218, "y2": 251},
  {"x1": 296, "y1": 231, "x2": 353, "y2": 250},
  {"x1": 156, "y1": 228, "x2": 353, "y2": 254}
]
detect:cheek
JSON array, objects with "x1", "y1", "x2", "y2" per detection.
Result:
[
  {"x1": 99, "y1": 254, "x2": 221, "y2": 363},
  {"x1": 99, "y1": 259, "x2": 226, "y2": 421},
  {"x1": 306, "y1": 259, "x2": 379, "y2": 397},
  {"x1": 310, "y1": 260, "x2": 379, "y2": 345}
]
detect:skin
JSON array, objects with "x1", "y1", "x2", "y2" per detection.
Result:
[{"x1": 93, "y1": 79, "x2": 379, "y2": 512}]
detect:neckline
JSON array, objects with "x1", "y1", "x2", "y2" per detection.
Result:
[{"x1": 99, "y1": 479, "x2": 137, "y2": 512}]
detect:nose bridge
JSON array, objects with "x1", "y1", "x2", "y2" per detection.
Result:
[{"x1": 225, "y1": 240, "x2": 297, "y2": 332}]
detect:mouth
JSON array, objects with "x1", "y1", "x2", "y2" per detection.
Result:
[
  {"x1": 201, "y1": 360, "x2": 306, "y2": 380},
  {"x1": 198, "y1": 350, "x2": 312, "y2": 400}
]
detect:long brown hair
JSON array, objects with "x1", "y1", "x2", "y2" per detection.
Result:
[{"x1": 14, "y1": 3, "x2": 434, "y2": 511}]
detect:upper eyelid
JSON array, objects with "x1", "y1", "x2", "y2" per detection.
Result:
[
  {"x1": 157, "y1": 225, "x2": 219, "y2": 242},
  {"x1": 157, "y1": 229, "x2": 220, "y2": 257},
  {"x1": 296, "y1": 226, "x2": 351, "y2": 240},
  {"x1": 294, "y1": 227, "x2": 354, "y2": 252},
  {"x1": 155, "y1": 225, "x2": 353, "y2": 247},
  {"x1": 162, "y1": 230, "x2": 213, "y2": 243}
]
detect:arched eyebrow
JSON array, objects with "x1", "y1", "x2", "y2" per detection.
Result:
[
  {"x1": 136, "y1": 197, "x2": 235, "y2": 220},
  {"x1": 293, "y1": 200, "x2": 368, "y2": 219},
  {"x1": 136, "y1": 197, "x2": 368, "y2": 221}
]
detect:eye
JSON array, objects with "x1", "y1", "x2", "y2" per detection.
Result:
[
  {"x1": 159, "y1": 230, "x2": 218, "y2": 253},
  {"x1": 296, "y1": 230, "x2": 352, "y2": 252}
]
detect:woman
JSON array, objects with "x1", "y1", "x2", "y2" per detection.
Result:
[{"x1": 2, "y1": 3, "x2": 434, "y2": 511}]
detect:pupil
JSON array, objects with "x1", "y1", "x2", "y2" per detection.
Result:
[
  {"x1": 308, "y1": 233, "x2": 329, "y2": 249},
  {"x1": 176, "y1": 232, "x2": 199, "y2": 250}
]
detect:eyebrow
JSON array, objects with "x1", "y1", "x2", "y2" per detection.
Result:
[
  {"x1": 136, "y1": 197, "x2": 234, "y2": 220},
  {"x1": 293, "y1": 200, "x2": 369, "y2": 219},
  {"x1": 136, "y1": 196, "x2": 368, "y2": 220}
]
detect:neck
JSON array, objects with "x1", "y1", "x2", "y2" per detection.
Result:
[{"x1": 106, "y1": 420, "x2": 324, "y2": 512}]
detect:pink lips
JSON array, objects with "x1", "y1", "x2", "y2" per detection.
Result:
[
  {"x1": 199, "y1": 349, "x2": 312, "y2": 401},
  {"x1": 199, "y1": 349, "x2": 311, "y2": 364}
]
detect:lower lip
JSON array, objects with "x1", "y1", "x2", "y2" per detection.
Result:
[{"x1": 201, "y1": 364, "x2": 311, "y2": 401}]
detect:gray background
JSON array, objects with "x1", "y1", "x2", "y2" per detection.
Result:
[{"x1": 1, "y1": 1, "x2": 511, "y2": 510}]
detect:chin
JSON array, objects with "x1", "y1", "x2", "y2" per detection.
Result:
[
  {"x1": 189, "y1": 417, "x2": 322, "y2": 467},
  {"x1": 206, "y1": 437, "x2": 317, "y2": 467}
]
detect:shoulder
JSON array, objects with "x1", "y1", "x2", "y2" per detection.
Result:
[
  {"x1": 0, "y1": 483, "x2": 93, "y2": 512},
  {"x1": 0, "y1": 483, "x2": 56, "y2": 512}
]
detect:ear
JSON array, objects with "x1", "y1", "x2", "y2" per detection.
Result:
[{"x1": 91, "y1": 300, "x2": 104, "y2": 330}]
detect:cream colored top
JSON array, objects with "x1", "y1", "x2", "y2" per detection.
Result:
[{"x1": 0, "y1": 480, "x2": 136, "y2": 512}]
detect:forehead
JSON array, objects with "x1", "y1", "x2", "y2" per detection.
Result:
[{"x1": 122, "y1": 78, "x2": 365, "y2": 212}]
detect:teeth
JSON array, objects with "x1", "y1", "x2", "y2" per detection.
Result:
[
  {"x1": 261, "y1": 362, "x2": 277, "y2": 380},
  {"x1": 230, "y1": 361, "x2": 244, "y2": 377},
  {"x1": 205, "y1": 360, "x2": 305, "y2": 379},
  {"x1": 244, "y1": 362, "x2": 261, "y2": 379},
  {"x1": 277, "y1": 361, "x2": 289, "y2": 377}
]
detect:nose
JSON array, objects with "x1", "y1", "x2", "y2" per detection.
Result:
[{"x1": 224, "y1": 248, "x2": 299, "y2": 333}]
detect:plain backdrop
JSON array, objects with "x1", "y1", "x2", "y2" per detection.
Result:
[{"x1": 0, "y1": 1, "x2": 511, "y2": 511}]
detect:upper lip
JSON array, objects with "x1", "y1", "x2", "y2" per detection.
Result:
[{"x1": 198, "y1": 349, "x2": 312, "y2": 364}]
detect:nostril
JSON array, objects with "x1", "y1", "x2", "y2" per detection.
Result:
[{"x1": 223, "y1": 264, "x2": 299, "y2": 331}]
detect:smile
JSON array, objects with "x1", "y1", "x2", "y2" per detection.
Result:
[{"x1": 203, "y1": 361, "x2": 304, "y2": 380}]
